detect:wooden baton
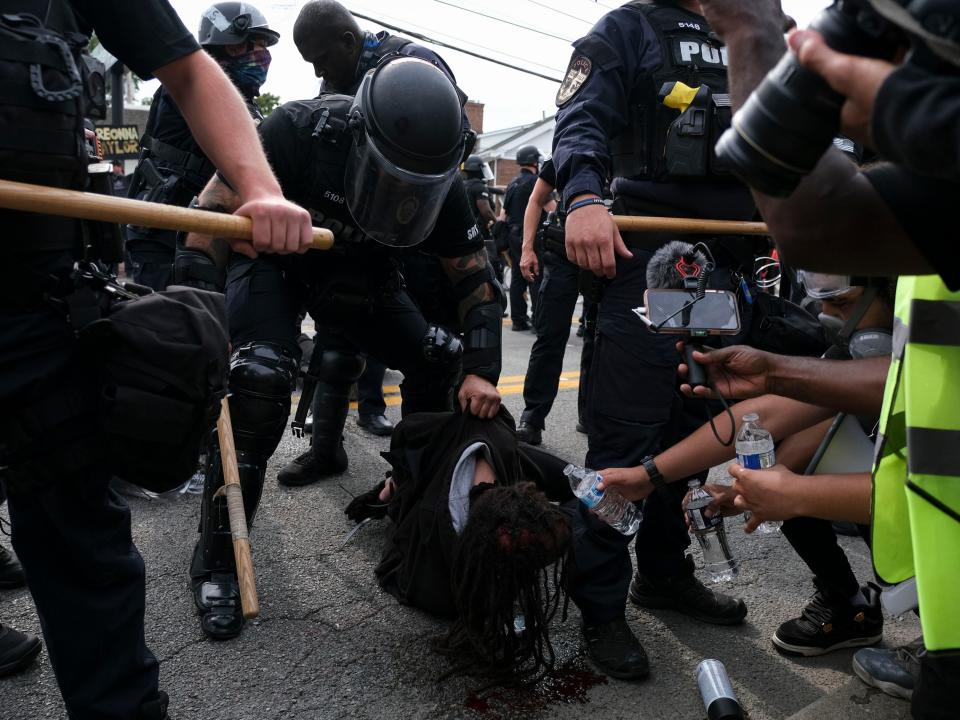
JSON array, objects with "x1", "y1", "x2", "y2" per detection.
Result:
[
  {"x1": 0, "y1": 178, "x2": 334, "y2": 250},
  {"x1": 215, "y1": 397, "x2": 260, "y2": 620},
  {"x1": 613, "y1": 214, "x2": 769, "y2": 236}
]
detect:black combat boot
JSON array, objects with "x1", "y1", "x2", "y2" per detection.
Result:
[
  {"x1": 582, "y1": 618, "x2": 650, "y2": 680},
  {"x1": 629, "y1": 556, "x2": 747, "y2": 625},
  {"x1": 0, "y1": 546, "x2": 26, "y2": 590},
  {"x1": 277, "y1": 444, "x2": 348, "y2": 486},
  {"x1": 0, "y1": 623, "x2": 41, "y2": 677},
  {"x1": 516, "y1": 420, "x2": 542, "y2": 446},
  {"x1": 137, "y1": 691, "x2": 171, "y2": 720}
]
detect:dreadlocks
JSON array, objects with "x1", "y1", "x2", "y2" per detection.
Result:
[{"x1": 434, "y1": 482, "x2": 573, "y2": 685}]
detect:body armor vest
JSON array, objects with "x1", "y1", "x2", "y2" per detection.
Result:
[
  {"x1": 1, "y1": 0, "x2": 106, "y2": 251},
  {"x1": 277, "y1": 96, "x2": 390, "y2": 269},
  {"x1": 609, "y1": 1, "x2": 733, "y2": 182}
]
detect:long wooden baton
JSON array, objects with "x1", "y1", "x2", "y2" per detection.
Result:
[
  {"x1": 0, "y1": 179, "x2": 334, "y2": 250},
  {"x1": 215, "y1": 397, "x2": 259, "y2": 620},
  {"x1": 613, "y1": 214, "x2": 769, "y2": 235}
]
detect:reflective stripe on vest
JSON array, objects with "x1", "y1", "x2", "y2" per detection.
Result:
[{"x1": 872, "y1": 274, "x2": 960, "y2": 651}]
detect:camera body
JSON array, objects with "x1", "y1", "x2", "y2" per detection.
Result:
[{"x1": 716, "y1": 0, "x2": 957, "y2": 197}]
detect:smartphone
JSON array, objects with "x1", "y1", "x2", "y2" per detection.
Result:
[{"x1": 643, "y1": 289, "x2": 740, "y2": 335}]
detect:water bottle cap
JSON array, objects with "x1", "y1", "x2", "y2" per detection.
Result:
[
  {"x1": 562, "y1": 464, "x2": 575, "y2": 476},
  {"x1": 741, "y1": 412, "x2": 759, "y2": 423},
  {"x1": 687, "y1": 479, "x2": 701, "y2": 489}
]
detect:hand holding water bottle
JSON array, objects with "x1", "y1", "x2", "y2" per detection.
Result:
[{"x1": 728, "y1": 463, "x2": 806, "y2": 533}]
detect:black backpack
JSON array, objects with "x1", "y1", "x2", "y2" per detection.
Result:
[{"x1": 79, "y1": 286, "x2": 229, "y2": 493}]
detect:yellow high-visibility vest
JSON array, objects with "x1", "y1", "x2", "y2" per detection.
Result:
[{"x1": 873, "y1": 274, "x2": 960, "y2": 651}]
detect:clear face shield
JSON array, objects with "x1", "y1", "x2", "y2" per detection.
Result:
[{"x1": 344, "y1": 72, "x2": 463, "y2": 248}]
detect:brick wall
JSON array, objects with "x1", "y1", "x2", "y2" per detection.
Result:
[
  {"x1": 495, "y1": 159, "x2": 520, "y2": 187},
  {"x1": 465, "y1": 101, "x2": 484, "y2": 134}
]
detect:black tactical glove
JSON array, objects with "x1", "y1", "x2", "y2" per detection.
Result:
[{"x1": 344, "y1": 477, "x2": 390, "y2": 524}]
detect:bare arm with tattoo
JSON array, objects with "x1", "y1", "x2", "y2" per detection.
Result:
[{"x1": 184, "y1": 174, "x2": 242, "y2": 268}]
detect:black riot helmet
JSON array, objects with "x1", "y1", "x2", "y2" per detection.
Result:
[
  {"x1": 516, "y1": 144, "x2": 541, "y2": 167},
  {"x1": 345, "y1": 56, "x2": 467, "y2": 248},
  {"x1": 198, "y1": 2, "x2": 280, "y2": 48},
  {"x1": 464, "y1": 155, "x2": 484, "y2": 174}
]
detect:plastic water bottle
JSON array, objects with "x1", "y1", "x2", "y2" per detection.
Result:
[
  {"x1": 735, "y1": 413, "x2": 781, "y2": 535},
  {"x1": 697, "y1": 659, "x2": 745, "y2": 720},
  {"x1": 564, "y1": 464, "x2": 641, "y2": 535},
  {"x1": 686, "y1": 480, "x2": 739, "y2": 583}
]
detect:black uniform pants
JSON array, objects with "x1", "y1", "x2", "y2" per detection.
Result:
[
  {"x1": 227, "y1": 255, "x2": 452, "y2": 416},
  {"x1": 1, "y1": 253, "x2": 159, "y2": 719},
  {"x1": 507, "y1": 230, "x2": 540, "y2": 323},
  {"x1": 781, "y1": 517, "x2": 870, "y2": 598},
  {"x1": 520, "y1": 252, "x2": 594, "y2": 430},
  {"x1": 357, "y1": 355, "x2": 387, "y2": 418},
  {"x1": 124, "y1": 232, "x2": 175, "y2": 292}
]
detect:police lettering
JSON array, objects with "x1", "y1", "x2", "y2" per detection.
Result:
[
  {"x1": 308, "y1": 207, "x2": 361, "y2": 243},
  {"x1": 678, "y1": 41, "x2": 728, "y2": 67}
]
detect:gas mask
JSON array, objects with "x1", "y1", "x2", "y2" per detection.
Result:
[{"x1": 818, "y1": 288, "x2": 892, "y2": 359}]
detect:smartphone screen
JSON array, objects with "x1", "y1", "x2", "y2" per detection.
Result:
[{"x1": 644, "y1": 289, "x2": 740, "y2": 334}]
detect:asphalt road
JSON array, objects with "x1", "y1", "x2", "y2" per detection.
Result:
[{"x1": 1, "y1": 309, "x2": 919, "y2": 720}]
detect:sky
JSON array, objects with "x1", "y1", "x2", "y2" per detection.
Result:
[{"x1": 141, "y1": 1, "x2": 832, "y2": 132}]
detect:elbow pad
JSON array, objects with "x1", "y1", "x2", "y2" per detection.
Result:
[{"x1": 461, "y1": 298, "x2": 503, "y2": 384}]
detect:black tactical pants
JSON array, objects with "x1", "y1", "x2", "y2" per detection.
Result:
[
  {"x1": 507, "y1": 230, "x2": 540, "y2": 323},
  {"x1": 357, "y1": 355, "x2": 388, "y2": 419},
  {"x1": 1, "y1": 253, "x2": 160, "y2": 719},
  {"x1": 227, "y1": 255, "x2": 455, "y2": 417},
  {"x1": 124, "y1": 231, "x2": 175, "y2": 292},
  {"x1": 520, "y1": 251, "x2": 594, "y2": 431}
]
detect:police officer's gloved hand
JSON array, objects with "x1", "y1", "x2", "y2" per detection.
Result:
[{"x1": 344, "y1": 478, "x2": 390, "y2": 523}]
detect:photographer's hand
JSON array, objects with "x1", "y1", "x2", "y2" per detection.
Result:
[
  {"x1": 678, "y1": 343, "x2": 776, "y2": 400},
  {"x1": 790, "y1": 29, "x2": 897, "y2": 148}
]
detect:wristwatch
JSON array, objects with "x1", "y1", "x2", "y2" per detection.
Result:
[{"x1": 641, "y1": 455, "x2": 667, "y2": 493}]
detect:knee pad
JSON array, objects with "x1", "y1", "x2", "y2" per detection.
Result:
[
  {"x1": 228, "y1": 342, "x2": 298, "y2": 456},
  {"x1": 315, "y1": 349, "x2": 366, "y2": 384}
]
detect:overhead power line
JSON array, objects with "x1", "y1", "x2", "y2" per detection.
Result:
[
  {"x1": 433, "y1": 0, "x2": 575, "y2": 43},
  {"x1": 350, "y1": 11, "x2": 564, "y2": 83},
  {"x1": 522, "y1": 0, "x2": 595, "y2": 26}
]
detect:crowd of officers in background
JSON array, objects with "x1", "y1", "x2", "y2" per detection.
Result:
[{"x1": 1, "y1": 1, "x2": 958, "y2": 719}]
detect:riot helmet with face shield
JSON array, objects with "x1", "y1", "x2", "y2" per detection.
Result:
[{"x1": 344, "y1": 56, "x2": 467, "y2": 248}]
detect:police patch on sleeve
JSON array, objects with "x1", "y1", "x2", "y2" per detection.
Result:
[{"x1": 556, "y1": 55, "x2": 592, "y2": 107}]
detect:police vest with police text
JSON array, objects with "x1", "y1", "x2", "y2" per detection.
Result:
[
  {"x1": 609, "y1": 1, "x2": 733, "y2": 182},
  {"x1": 872, "y1": 274, "x2": 960, "y2": 652}
]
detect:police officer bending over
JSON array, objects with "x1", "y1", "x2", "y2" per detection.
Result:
[
  {"x1": 552, "y1": 0, "x2": 756, "y2": 679},
  {"x1": 179, "y1": 56, "x2": 504, "y2": 640},
  {"x1": 0, "y1": 0, "x2": 310, "y2": 716},
  {"x1": 125, "y1": 2, "x2": 279, "y2": 291}
]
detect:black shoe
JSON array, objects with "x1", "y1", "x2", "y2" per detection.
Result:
[
  {"x1": 193, "y1": 573, "x2": 244, "y2": 640},
  {"x1": 629, "y1": 557, "x2": 747, "y2": 626},
  {"x1": 773, "y1": 581, "x2": 883, "y2": 657},
  {"x1": 517, "y1": 420, "x2": 542, "y2": 446},
  {"x1": 582, "y1": 619, "x2": 649, "y2": 680},
  {"x1": 511, "y1": 318, "x2": 532, "y2": 332},
  {"x1": 357, "y1": 414, "x2": 394, "y2": 437},
  {"x1": 137, "y1": 691, "x2": 171, "y2": 720},
  {"x1": 0, "y1": 546, "x2": 26, "y2": 590},
  {"x1": 277, "y1": 446, "x2": 348, "y2": 486},
  {"x1": 0, "y1": 623, "x2": 42, "y2": 677}
]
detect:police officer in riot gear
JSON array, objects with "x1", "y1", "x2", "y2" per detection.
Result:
[
  {"x1": 503, "y1": 144, "x2": 542, "y2": 332},
  {"x1": 463, "y1": 154, "x2": 500, "y2": 279},
  {"x1": 0, "y1": 0, "x2": 311, "y2": 715},
  {"x1": 126, "y1": 2, "x2": 279, "y2": 291},
  {"x1": 180, "y1": 55, "x2": 504, "y2": 640},
  {"x1": 552, "y1": 0, "x2": 756, "y2": 678}
]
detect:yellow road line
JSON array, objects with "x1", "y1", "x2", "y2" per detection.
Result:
[{"x1": 294, "y1": 375, "x2": 582, "y2": 411}]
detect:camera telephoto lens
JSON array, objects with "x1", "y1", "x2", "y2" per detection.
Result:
[{"x1": 715, "y1": 0, "x2": 901, "y2": 197}]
